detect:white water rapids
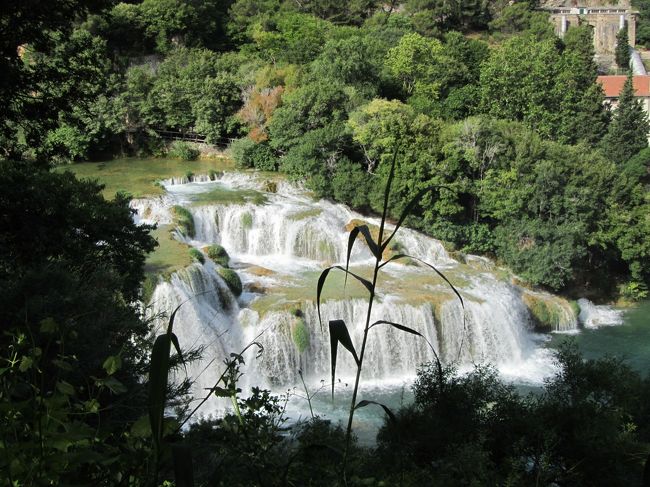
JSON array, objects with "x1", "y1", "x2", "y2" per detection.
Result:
[{"x1": 132, "y1": 172, "x2": 623, "y2": 416}]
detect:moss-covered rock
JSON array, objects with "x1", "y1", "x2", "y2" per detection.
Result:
[
  {"x1": 205, "y1": 244, "x2": 230, "y2": 267},
  {"x1": 189, "y1": 248, "x2": 204, "y2": 264},
  {"x1": 522, "y1": 293, "x2": 576, "y2": 332},
  {"x1": 262, "y1": 180, "x2": 278, "y2": 193},
  {"x1": 171, "y1": 205, "x2": 195, "y2": 238},
  {"x1": 218, "y1": 267, "x2": 243, "y2": 297},
  {"x1": 291, "y1": 317, "x2": 310, "y2": 353},
  {"x1": 246, "y1": 265, "x2": 274, "y2": 277}
]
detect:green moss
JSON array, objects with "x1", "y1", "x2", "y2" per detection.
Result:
[
  {"x1": 144, "y1": 225, "x2": 193, "y2": 279},
  {"x1": 189, "y1": 186, "x2": 267, "y2": 206},
  {"x1": 288, "y1": 208, "x2": 322, "y2": 221},
  {"x1": 241, "y1": 212, "x2": 253, "y2": 229},
  {"x1": 141, "y1": 274, "x2": 159, "y2": 304},
  {"x1": 171, "y1": 205, "x2": 195, "y2": 238},
  {"x1": 570, "y1": 300, "x2": 580, "y2": 320},
  {"x1": 56, "y1": 157, "x2": 233, "y2": 199},
  {"x1": 523, "y1": 294, "x2": 563, "y2": 332},
  {"x1": 206, "y1": 244, "x2": 230, "y2": 267},
  {"x1": 291, "y1": 317, "x2": 310, "y2": 354},
  {"x1": 218, "y1": 268, "x2": 243, "y2": 297},
  {"x1": 189, "y1": 248, "x2": 204, "y2": 264}
]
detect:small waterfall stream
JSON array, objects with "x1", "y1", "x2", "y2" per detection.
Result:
[{"x1": 135, "y1": 172, "x2": 623, "y2": 415}]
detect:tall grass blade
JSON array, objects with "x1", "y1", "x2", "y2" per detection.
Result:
[
  {"x1": 317, "y1": 266, "x2": 373, "y2": 329},
  {"x1": 369, "y1": 320, "x2": 441, "y2": 364},
  {"x1": 381, "y1": 185, "x2": 452, "y2": 253},
  {"x1": 345, "y1": 225, "x2": 380, "y2": 287},
  {"x1": 354, "y1": 400, "x2": 396, "y2": 422},
  {"x1": 378, "y1": 147, "x2": 399, "y2": 246},
  {"x1": 148, "y1": 334, "x2": 171, "y2": 449},
  {"x1": 329, "y1": 319, "x2": 359, "y2": 399},
  {"x1": 378, "y1": 254, "x2": 464, "y2": 309}
]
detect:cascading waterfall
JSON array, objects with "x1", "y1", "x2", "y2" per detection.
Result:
[{"x1": 137, "y1": 172, "x2": 622, "y2": 415}]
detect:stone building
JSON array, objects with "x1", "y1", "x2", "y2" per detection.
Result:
[{"x1": 540, "y1": 1, "x2": 637, "y2": 54}]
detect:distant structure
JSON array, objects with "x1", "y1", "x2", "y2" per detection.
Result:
[
  {"x1": 598, "y1": 75, "x2": 650, "y2": 109},
  {"x1": 540, "y1": 1, "x2": 638, "y2": 54},
  {"x1": 598, "y1": 75, "x2": 650, "y2": 139}
]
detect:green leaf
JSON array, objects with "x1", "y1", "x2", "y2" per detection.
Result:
[
  {"x1": 56, "y1": 380, "x2": 75, "y2": 396},
  {"x1": 329, "y1": 319, "x2": 359, "y2": 400},
  {"x1": 210, "y1": 386, "x2": 232, "y2": 398},
  {"x1": 84, "y1": 398, "x2": 100, "y2": 413},
  {"x1": 101, "y1": 377, "x2": 127, "y2": 395},
  {"x1": 170, "y1": 333, "x2": 186, "y2": 374},
  {"x1": 102, "y1": 355, "x2": 122, "y2": 376},
  {"x1": 52, "y1": 359, "x2": 73, "y2": 371},
  {"x1": 131, "y1": 415, "x2": 152, "y2": 438},
  {"x1": 354, "y1": 399, "x2": 396, "y2": 422},
  {"x1": 18, "y1": 356, "x2": 33, "y2": 372},
  {"x1": 39, "y1": 318, "x2": 57, "y2": 334}
]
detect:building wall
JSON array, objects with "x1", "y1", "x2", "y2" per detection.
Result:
[{"x1": 546, "y1": 8, "x2": 636, "y2": 54}]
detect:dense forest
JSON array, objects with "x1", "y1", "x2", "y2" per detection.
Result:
[
  {"x1": 2, "y1": 0, "x2": 649, "y2": 299},
  {"x1": 2, "y1": 0, "x2": 650, "y2": 485}
]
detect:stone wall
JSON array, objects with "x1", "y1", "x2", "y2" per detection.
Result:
[
  {"x1": 541, "y1": 1, "x2": 630, "y2": 7},
  {"x1": 543, "y1": 3, "x2": 637, "y2": 54}
]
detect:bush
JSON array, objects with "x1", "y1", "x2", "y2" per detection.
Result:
[
  {"x1": 230, "y1": 138, "x2": 277, "y2": 170},
  {"x1": 206, "y1": 244, "x2": 230, "y2": 267},
  {"x1": 218, "y1": 267, "x2": 242, "y2": 296},
  {"x1": 189, "y1": 248, "x2": 204, "y2": 264},
  {"x1": 169, "y1": 141, "x2": 200, "y2": 161},
  {"x1": 171, "y1": 205, "x2": 195, "y2": 238}
]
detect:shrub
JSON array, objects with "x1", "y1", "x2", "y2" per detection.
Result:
[
  {"x1": 189, "y1": 248, "x2": 204, "y2": 264},
  {"x1": 169, "y1": 141, "x2": 200, "y2": 161},
  {"x1": 230, "y1": 137, "x2": 277, "y2": 170},
  {"x1": 291, "y1": 317, "x2": 310, "y2": 353},
  {"x1": 218, "y1": 267, "x2": 242, "y2": 296},
  {"x1": 206, "y1": 244, "x2": 230, "y2": 267},
  {"x1": 171, "y1": 205, "x2": 195, "y2": 238}
]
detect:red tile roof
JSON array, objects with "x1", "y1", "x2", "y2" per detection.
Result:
[{"x1": 597, "y1": 75, "x2": 650, "y2": 98}]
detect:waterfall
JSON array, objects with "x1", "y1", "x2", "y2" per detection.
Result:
[
  {"x1": 141, "y1": 173, "x2": 605, "y2": 415},
  {"x1": 578, "y1": 298, "x2": 624, "y2": 328}
]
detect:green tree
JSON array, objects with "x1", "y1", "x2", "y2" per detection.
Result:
[
  {"x1": 385, "y1": 32, "x2": 465, "y2": 116},
  {"x1": 268, "y1": 80, "x2": 351, "y2": 151},
  {"x1": 480, "y1": 34, "x2": 607, "y2": 144},
  {"x1": 0, "y1": 161, "x2": 158, "y2": 484},
  {"x1": 601, "y1": 75, "x2": 650, "y2": 164},
  {"x1": 616, "y1": 27, "x2": 631, "y2": 72},
  {"x1": 0, "y1": 0, "x2": 111, "y2": 159},
  {"x1": 405, "y1": 0, "x2": 492, "y2": 35}
]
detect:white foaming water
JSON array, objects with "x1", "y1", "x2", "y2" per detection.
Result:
[
  {"x1": 141, "y1": 172, "x2": 606, "y2": 416},
  {"x1": 578, "y1": 298, "x2": 624, "y2": 328}
]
